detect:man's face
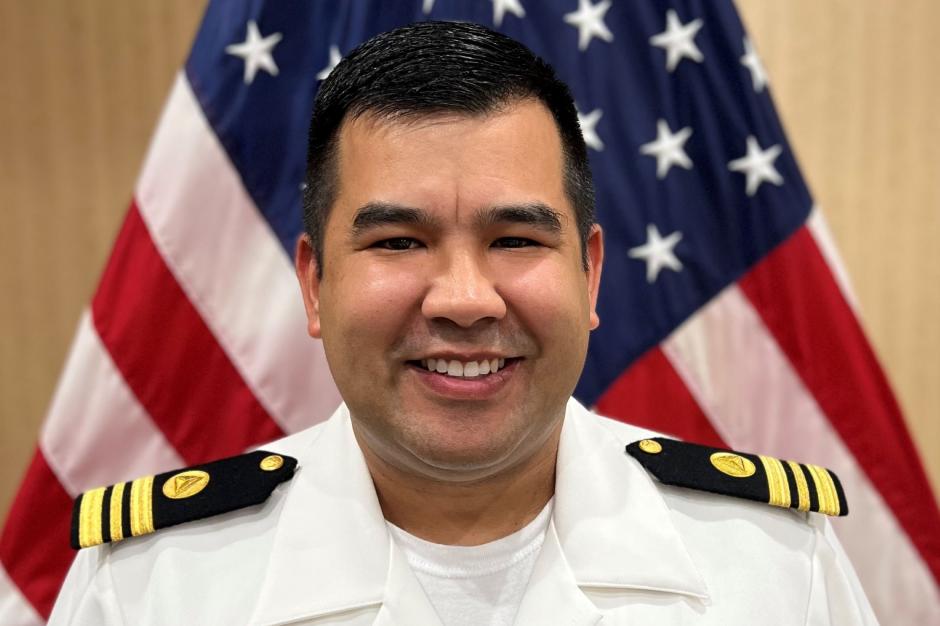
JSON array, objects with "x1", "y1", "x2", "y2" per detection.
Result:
[{"x1": 296, "y1": 100, "x2": 603, "y2": 481}]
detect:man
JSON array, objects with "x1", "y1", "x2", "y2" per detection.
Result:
[{"x1": 51, "y1": 21, "x2": 877, "y2": 625}]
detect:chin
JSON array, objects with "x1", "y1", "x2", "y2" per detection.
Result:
[{"x1": 407, "y1": 433, "x2": 523, "y2": 478}]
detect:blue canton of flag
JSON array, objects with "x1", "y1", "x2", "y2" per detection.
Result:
[{"x1": 188, "y1": 0, "x2": 810, "y2": 401}]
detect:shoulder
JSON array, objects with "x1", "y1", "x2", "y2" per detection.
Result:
[
  {"x1": 565, "y1": 399, "x2": 848, "y2": 520},
  {"x1": 67, "y1": 417, "x2": 332, "y2": 553},
  {"x1": 576, "y1": 405, "x2": 876, "y2": 620},
  {"x1": 71, "y1": 417, "x2": 331, "y2": 548},
  {"x1": 561, "y1": 403, "x2": 831, "y2": 617},
  {"x1": 52, "y1": 422, "x2": 329, "y2": 625},
  {"x1": 625, "y1": 436, "x2": 848, "y2": 518},
  {"x1": 566, "y1": 402, "x2": 843, "y2": 565}
]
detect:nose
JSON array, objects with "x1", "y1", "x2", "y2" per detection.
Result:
[{"x1": 421, "y1": 249, "x2": 507, "y2": 328}]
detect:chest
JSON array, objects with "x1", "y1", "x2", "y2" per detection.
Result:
[
  {"x1": 275, "y1": 592, "x2": 805, "y2": 626},
  {"x1": 585, "y1": 588, "x2": 806, "y2": 626}
]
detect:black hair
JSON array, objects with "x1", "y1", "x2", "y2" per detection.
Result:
[{"x1": 303, "y1": 20, "x2": 595, "y2": 275}]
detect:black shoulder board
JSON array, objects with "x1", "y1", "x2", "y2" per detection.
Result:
[
  {"x1": 71, "y1": 450, "x2": 298, "y2": 549},
  {"x1": 626, "y1": 437, "x2": 848, "y2": 517}
]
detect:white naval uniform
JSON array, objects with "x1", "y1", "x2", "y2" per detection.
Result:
[{"x1": 50, "y1": 399, "x2": 879, "y2": 625}]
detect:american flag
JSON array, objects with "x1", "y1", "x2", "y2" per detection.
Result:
[{"x1": 1, "y1": 1, "x2": 937, "y2": 623}]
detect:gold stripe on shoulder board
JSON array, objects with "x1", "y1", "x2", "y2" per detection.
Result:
[
  {"x1": 787, "y1": 461, "x2": 811, "y2": 512},
  {"x1": 129, "y1": 475, "x2": 155, "y2": 537},
  {"x1": 109, "y1": 482, "x2": 126, "y2": 542},
  {"x1": 758, "y1": 455, "x2": 791, "y2": 508},
  {"x1": 806, "y1": 464, "x2": 841, "y2": 516},
  {"x1": 78, "y1": 487, "x2": 107, "y2": 549}
]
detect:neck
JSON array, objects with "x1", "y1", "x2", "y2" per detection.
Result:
[{"x1": 356, "y1": 422, "x2": 561, "y2": 546}]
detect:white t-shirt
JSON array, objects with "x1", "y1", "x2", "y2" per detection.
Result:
[{"x1": 386, "y1": 499, "x2": 553, "y2": 626}]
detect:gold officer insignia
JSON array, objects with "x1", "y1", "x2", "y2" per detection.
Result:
[
  {"x1": 162, "y1": 470, "x2": 210, "y2": 500},
  {"x1": 638, "y1": 439, "x2": 663, "y2": 454},
  {"x1": 710, "y1": 452, "x2": 756, "y2": 478},
  {"x1": 259, "y1": 454, "x2": 284, "y2": 471}
]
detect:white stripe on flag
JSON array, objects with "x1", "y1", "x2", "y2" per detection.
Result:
[
  {"x1": 0, "y1": 563, "x2": 42, "y2": 626},
  {"x1": 39, "y1": 311, "x2": 183, "y2": 495},
  {"x1": 661, "y1": 284, "x2": 940, "y2": 625},
  {"x1": 806, "y1": 207, "x2": 859, "y2": 312},
  {"x1": 135, "y1": 73, "x2": 340, "y2": 436}
]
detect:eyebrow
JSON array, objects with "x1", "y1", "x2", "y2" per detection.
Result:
[
  {"x1": 349, "y1": 201, "x2": 564, "y2": 235},
  {"x1": 351, "y1": 202, "x2": 438, "y2": 236},
  {"x1": 475, "y1": 203, "x2": 563, "y2": 233}
]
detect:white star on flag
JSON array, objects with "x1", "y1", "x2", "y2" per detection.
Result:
[
  {"x1": 578, "y1": 107, "x2": 604, "y2": 151},
  {"x1": 628, "y1": 224, "x2": 684, "y2": 283},
  {"x1": 316, "y1": 45, "x2": 343, "y2": 81},
  {"x1": 564, "y1": 0, "x2": 614, "y2": 52},
  {"x1": 740, "y1": 37, "x2": 768, "y2": 93},
  {"x1": 728, "y1": 135, "x2": 784, "y2": 196},
  {"x1": 639, "y1": 119, "x2": 693, "y2": 179},
  {"x1": 492, "y1": 0, "x2": 526, "y2": 27},
  {"x1": 649, "y1": 9, "x2": 704, "y2": 73},
  {"x1": 225, "y1": 20, "x2": 283, "y2": 85}
]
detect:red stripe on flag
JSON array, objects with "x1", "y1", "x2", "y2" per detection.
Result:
[
  {"x1": 0, "y1": 450, "x2": 74, "y2": 619},
  {"x1": 739, "y1": 225, "x2": 940, "y2": 585},
  {"x1": 596, "y1": 346, "x2": 725, "y2": 448},
  {"x1": 92, "y1": 203, "x2": 284, "y2": 464}
]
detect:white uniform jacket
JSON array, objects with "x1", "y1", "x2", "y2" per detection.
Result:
[{"x1": 50, "y1": 400, "x2": 878, "y2": 625}]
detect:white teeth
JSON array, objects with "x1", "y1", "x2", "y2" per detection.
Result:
[{"x1": 421, "y1": 357, "x2": 511, "y2": 378}]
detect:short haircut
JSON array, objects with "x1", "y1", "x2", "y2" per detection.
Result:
[{"x1": 303, "y1": 20, "x2": 595, "y2": 275}]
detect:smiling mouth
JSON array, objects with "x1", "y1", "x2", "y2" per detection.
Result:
[{"x1": 408, "y1": 357, "x2": 520, "y2": 379}]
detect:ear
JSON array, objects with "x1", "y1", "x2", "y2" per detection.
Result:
[
  {"x1": 294, "y1": 234, "x2": 323, "y2": 338},
  {"x1": 585, "y1": 224, "x2": 604, "y2": 330}
]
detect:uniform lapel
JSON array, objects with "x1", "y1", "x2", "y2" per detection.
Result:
[
  {"x1": 512, "y1": 519, "x2": 603, "y2": 626},
  {"x1": 249, "y1": 405, "x2": 390, "y2": 625},
  {"x1": 526, "y1": 400, "x2": 710, "y2": 614},
  {"x1": 372, "y1": 540, "x2": 444, "y2": 626}
]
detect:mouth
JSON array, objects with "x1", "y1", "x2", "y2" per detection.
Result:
[
  {"x1": 406, "y1": 352, "x2": 525, "y2": 401},
  {"x1": 408, "y1": 357, "x2": 519, "y2": 379},
  {"x1": 404, "y1": 356, "x2": 523, "y2": 399}
]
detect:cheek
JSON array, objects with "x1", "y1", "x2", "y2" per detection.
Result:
[
  {"x1": 500, "y1": 260, "x2": 591, "y2": 332},
  {"x1": 498, "y1": 261, "x2": 592, "y2": 382},
  {"x1": 321, "y1": 260, "x2": 425, "y2": 347}
]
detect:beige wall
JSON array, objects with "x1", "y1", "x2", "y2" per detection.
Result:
[
  {"x1": 735, "y1": 0, "x2": 940, "y2": 492},
  {"x1": 1, "y1": 2, "x2": 937, "y2": 526},
  {"x1": 0, "y1": 2, "x2": 207, "y2": 521}
]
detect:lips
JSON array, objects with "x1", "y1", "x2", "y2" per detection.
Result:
[
  {"x1": 419, "y1": 357, "x2": 507, "y2": 378},
  {"x1": 407, "y1": 357, "x2": 522, "y2": 399}
]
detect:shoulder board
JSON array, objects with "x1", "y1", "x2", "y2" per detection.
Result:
[
  {"x1": 626, "y1": 437, "x2": 848, "y2": 517},
  {"x1": 71, "y1": 450, "x2": 298, "y2": 549}
]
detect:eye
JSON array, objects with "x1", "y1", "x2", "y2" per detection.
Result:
[
  {"x1": 372, "y1": 237, "x2": 421, "y2": 251},
  {"x1": 493, "y1": 237, "x2": 538, "y2": 248}
]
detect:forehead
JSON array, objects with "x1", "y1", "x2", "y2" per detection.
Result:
[{"x1": 330, "y1": 100, "x2": 571, "y2": 224}]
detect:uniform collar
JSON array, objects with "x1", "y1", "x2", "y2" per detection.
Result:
[
  {"x1": 249, "y1": 400, "x2": 708, "y2": 625},
  {"x1": 553, "y1": 399, "x2": 709, "y2": 600},
  {"x1": 249, "y1": 404, "x2": 391, "y2": 625}
]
